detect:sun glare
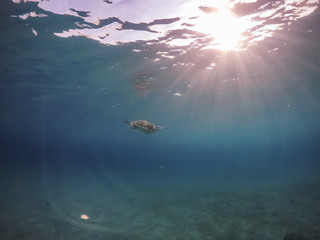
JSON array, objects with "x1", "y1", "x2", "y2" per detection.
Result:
[{"x1": 196, "y1": 9, "x2": 251, "y2": 50}]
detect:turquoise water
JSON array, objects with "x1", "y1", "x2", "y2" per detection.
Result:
[{"x1": 1, "y1": 1, "x2": 320, "y2": 239}]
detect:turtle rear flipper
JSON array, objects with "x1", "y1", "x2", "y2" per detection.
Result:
[{"x1": 157, "y1": 126, "x2": 167, "y2": 130}]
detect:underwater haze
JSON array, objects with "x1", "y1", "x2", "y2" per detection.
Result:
[{"x1": 1, "y1": 0, "x2": 320, "y2": 239}]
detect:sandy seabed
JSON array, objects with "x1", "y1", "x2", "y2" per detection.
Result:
[{"x1": 1, "y1": 165, "x2": 320, "y2": 240}]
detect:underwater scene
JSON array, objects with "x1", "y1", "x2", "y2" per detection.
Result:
[{"x1": 0, "y1": 0, "x2": 320, "y2": 239}]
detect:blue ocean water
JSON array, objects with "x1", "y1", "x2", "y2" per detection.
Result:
[{"x1": 1, "y1": 1, "x2": 320, "y2": 239}]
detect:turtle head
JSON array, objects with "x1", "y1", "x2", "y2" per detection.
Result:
[{"x1": 125, "y1": 120, "x2": 137, "y2": 129}]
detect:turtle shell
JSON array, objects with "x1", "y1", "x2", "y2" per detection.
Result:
[{"x1": 132, "y1": 120, "x2": 157, "y2": 133}]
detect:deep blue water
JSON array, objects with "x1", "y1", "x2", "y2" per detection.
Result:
[{"x1": 1, "y1": 1, "x2": 320, "y2": 239}]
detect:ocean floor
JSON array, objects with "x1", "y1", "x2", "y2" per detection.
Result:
[{"x1": 1, "y1": 163, "x2": 320, "y2": 240}]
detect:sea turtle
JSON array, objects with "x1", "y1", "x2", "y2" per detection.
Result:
[{"x1": 124, "y1": 120, "x2": 166, "y2": 133}]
